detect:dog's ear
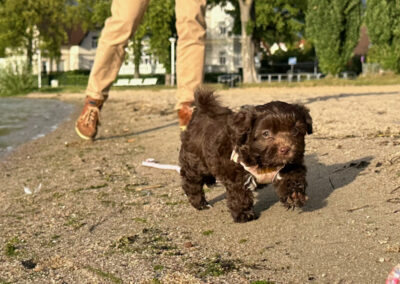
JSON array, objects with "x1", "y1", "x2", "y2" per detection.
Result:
[
  {"x1": 228, "y1": 107, "x2": 256, "y2": 146},
  {"x1": 297, "y1": 105, "x2": 313, "y2": 134}
]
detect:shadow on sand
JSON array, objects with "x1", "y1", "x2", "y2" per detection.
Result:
[
  {"x1": 95, "y1": 121, "x2": 179, "y2": 141},
  {"x1": 300, "y1": 91, "x2": 398, "y2": 105},
  {"x1": 208, "y1": 154, "x2": 373, "y2": 218}
]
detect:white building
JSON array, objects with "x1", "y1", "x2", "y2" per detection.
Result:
[{"x1": 204, "y1": 3, "x2": 241, "y2": 73}]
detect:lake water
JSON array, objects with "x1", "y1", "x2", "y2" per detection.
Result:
[{"x1": 0, "y1": 97, "x2": 75, "y2": 159}]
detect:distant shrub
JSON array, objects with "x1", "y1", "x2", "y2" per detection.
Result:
[{"x1": 0, "y1": 62, "x2": 36, "y2": 96}]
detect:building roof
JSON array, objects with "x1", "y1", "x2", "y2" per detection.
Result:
[
  {"x1": 354, "y1": 26, "x2": 370, "y2": 56},
  {"x1": 66, "y1": 26, "x2": 86, "y2": 46}
]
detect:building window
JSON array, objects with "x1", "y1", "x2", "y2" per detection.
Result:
[
  {"x1": 57, "y1": 60, "x2": 64, "y2": 72},
  {"x1": 92, "y1": 36, "x2": 98, "y2": 48},
  {"x1": 234, "y1": 41, "x2": 241, "y2": 54},
  {"x1": 219, "y1": 51, "x2": 226, "y2": 65},
  {"x1": 42, "y1": 61, "x2": 47, "y2": 73},
  {"x1": 219, "y1": 22, "x2": 226, "y2": 35}
]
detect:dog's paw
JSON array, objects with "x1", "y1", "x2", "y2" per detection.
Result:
[
  {"x1": 281, "y1": 191, "x2": 308, "y2": 210},
  {"x1": 278, "y1": 176, "x2": 308, "y2": 209},
  {"x1": 195, "y1": 201, "x2": 212, "y2": 210},
  {"x1": 233, "y1": 210, "x2": 256, "y2": 223}
]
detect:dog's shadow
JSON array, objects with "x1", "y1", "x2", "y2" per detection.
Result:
[{"x1": 209, "y1": 154, "x2": 373, "y2": 215}]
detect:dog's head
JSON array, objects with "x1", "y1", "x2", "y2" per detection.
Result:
[{"x1": 228, "y1": 101, "x2": 312, "y2": 168}]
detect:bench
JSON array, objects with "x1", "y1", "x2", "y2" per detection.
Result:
[{"x1": 113, "y1": 77, "x2": 158, "y2": 86}]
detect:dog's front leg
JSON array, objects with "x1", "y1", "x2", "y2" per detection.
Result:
[
  {"x1": 273, "y1": 164, "x2": 308, "y2": 209},
  {"x1": 223, "y1": 174, "x2": 256, "y2": 223},
  {"x1": 181, "y1": 169, "x2": 210, "y2": 210}
]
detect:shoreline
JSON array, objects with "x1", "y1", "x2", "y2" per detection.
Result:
[{"x1": 0, "y1": 96, "x2": 76, "y2": 161}]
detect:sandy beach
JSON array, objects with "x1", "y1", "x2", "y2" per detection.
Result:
[{"x1": 0, "y1": 85, "x2": 400, "y2": 283}]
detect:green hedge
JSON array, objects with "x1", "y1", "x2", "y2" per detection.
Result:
[
  {"x1": 41, "y1": 72, "x2": 168, "y2": 86},
  {"x1": 0, "y1": 63, "x2": 36, "y2": 96},
  {"x1": 39, "y1": 71, "x2": 227, "y2": 86}
]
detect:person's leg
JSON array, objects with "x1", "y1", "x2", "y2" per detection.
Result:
[
  {"x1": 175, "y1": 0, "x2": 207, "y2": 130},
  {"x1": 76, "y1": 0, "x2": 149, "y2": 140}
]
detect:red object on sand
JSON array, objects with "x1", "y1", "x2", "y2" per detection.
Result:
[{"x1": 386, "y1": 264, "x2": 400, "y2": 284}]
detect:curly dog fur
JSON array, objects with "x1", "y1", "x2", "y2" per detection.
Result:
[{"x1": 179, "y1": 89, "x2": 313, "y2": 222}]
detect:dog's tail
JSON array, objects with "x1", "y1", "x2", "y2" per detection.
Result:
[{"x1": 194, "y1": 87, "x2": 231, "y2": 117}]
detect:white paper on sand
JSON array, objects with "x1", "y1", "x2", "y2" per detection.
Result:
[
  {"x1": 141, "y1": 158, "x2": 181, "y2": 173},
  {"x1": 23, "y1": 183, "x2": 42, "y2": 195}
]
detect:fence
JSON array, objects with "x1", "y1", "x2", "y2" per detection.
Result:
[
  {"x1": 258, "y1": 72, "x2": 324, "y2": 83},
  {"x1": 362, "y1": 63, "x2": 381, "y2": 75}
]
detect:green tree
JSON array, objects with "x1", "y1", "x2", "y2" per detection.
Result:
[
  {"x1": 214, "y1": 0, "x2": 307, "y2": 82},
  {"x1": 365, "y1": 0, "x2": 400, "y2": 72},
  {"x1": 0, "y1": 0, "x2": 71, "y2": 69},
  {"x1": 146, "y1": 0, "x2": 175, "y2": 76},
  {"x1": 76, "y1": 0, "x2": 174, "y2": 81},
  {"x1": 306, "y1": 0, "x2": 362, "y2": 76},
  {"x1": 254, "y1": 0, "x2": 307, "y2": 46}
]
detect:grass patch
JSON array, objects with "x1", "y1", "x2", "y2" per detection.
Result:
[
  {"x1": 251, "y1": 281, "x2": 275, "y2": 284},
  {"x1": 0, "y1": 277, "x2": 11, "y2": 284},
  {"x1": 186, "y1": 255, "x2": 238, "y2": 277},
  {"x1": 36, "y1": 85, "x2": 86, "y2": 94},
  {"x1": 123, "y1": 180, "x2": 149, "y2": 192},
  {"x1": 0, "y1": 62, "x2": 35, "y2": 97},
  {"x1": 153, "y1": 265, "x2": 164, "y2": 271},
  {"x1": 64, "y1": 215, "x2": 86, "y2": 230},
  {"x1": 52, "y1": 192, "x2": 65, "y2": 199},
  {"x1": 85, "y1": 265, "x2": 123, "y2": 284},
  {"x1": 239, "y1": 239, "x2": 248, "y2": 244},
  {"x1": 241, "y1": 73, "x2": 400, "y2": 88},
  {"x1": 73, "y1": 183, "x2": 108, "y2": 193},
  {"x1": 133, "y1": 217, "x2": 147, "y2": 223},
  {"x1": 111, "y1": 228, "x2": 179, "y2": 256},
  {"x1": 100, "y1": 200, "x2": 117, "y2": 207},
  {"x1": 202, "y1": 230, "x2": 214, "y2": 236},
  {"x1": 165, "y1": 201, "x2": 184, "y2": 206},
  {"x1": 4, "y1": 237, "x2": 21, "y2": 257}
]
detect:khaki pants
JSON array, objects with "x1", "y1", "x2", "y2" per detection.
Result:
[{"x1": 85, "y1": 0, "x2": 206, "y2": 108}]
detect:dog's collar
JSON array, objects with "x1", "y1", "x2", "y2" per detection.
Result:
[{"x1": 230, "y1": 148, "x2": 283, "y2": 184}]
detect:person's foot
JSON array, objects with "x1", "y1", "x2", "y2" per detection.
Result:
[
  {"x1": 178, "y1": 101, "x2": 194, "y2": 131},
  {"x1": 75, "y1": 96, "x2": 104, "y2": 140}
]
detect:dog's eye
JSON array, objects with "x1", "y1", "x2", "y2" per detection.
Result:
[{"x1": 262, "y1": 130, "x2": 271, "y2": 138}]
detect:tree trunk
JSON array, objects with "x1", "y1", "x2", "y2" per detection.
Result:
[
  {"x1": 27, "y1": 36, "x2": 33, "y2": 72},
  {"x1": 239, "y1": 0, "x2": 258, "y2": 83},
  {"x1": 133, "y1": 37, "x2": 142, "y2": 79},
  {"x1": 50, "y1": 58, "x2": 54, "y2": 73},
  {"x1": 165, "y1": 73, "x2": 171, "y2": 86}
]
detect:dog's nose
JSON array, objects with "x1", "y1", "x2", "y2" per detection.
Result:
[{"x1": 279, "y1": 146, "x2": 291, "y2": 155}]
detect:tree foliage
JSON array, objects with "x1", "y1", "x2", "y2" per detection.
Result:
[
  {"x1": 74, "y1": 0, "x2": 174, "y2": 77},
  {"x1": 0, "y1": 0, "x2": 72, "y2": 68},
  {"x1": 254, "y1": 0, "x2": 307, "y2": 45},
  {"x1": 306, "y1": 0, "x2": 362, "y2": 75},
  {"x1": 213, "y1": 0, "x2": 307, "y2": 82},
  {"x1": 146, "y1": 0, "x2": 175, "y2": 74},
  {"x1": 365, "y1": 0, "x2": 400, "y2": 73}
]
